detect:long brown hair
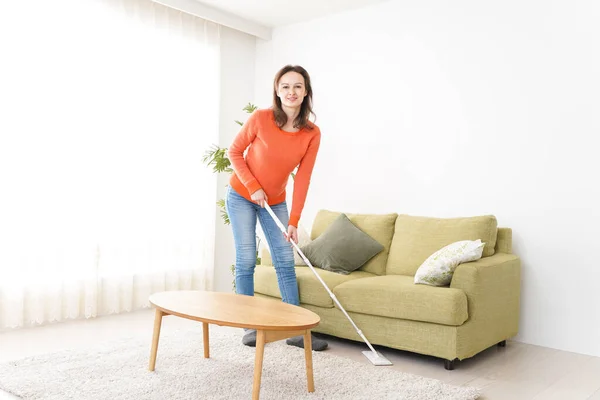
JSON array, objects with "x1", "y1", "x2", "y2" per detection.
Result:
[{"x1": 272, "y1": 65, "x2": 315, "y2": 130}]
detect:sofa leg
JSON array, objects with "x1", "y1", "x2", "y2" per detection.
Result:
[
  {"x1": 444, "y1": 359, "x2": 456, "y2": 370},
  {"x1": 498, "y1": 340, "x2": 506, "y2": 347}
]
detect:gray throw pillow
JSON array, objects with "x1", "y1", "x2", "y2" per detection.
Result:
[{"x1": 300, "y1": 213, "x2": 384, "y2": 275}]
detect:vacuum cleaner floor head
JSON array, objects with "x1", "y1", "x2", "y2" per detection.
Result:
[{"x1": 362, "y1": 350, "x2": 393, "y2": 366}]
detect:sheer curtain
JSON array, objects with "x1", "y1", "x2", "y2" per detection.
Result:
[{"x1": 0, "y1": 0, "x2": 220, "y2": 329}]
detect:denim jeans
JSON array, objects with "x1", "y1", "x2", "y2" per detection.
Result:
[{"x1": 225, "y1": 185, "x2": 299, "y2": 306}]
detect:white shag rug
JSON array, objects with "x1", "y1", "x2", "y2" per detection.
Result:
[{"x1": 0, "y1": 326, "x2": 480, "y2": 400}]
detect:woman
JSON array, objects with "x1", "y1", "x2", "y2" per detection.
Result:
[{"x1": 226, "y1": 65, "x2": 327, "y2": 351}]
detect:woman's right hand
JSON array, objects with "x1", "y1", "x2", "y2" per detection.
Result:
[{"x1": 251, "y1": 189, "x2": 268, "y2": 207}]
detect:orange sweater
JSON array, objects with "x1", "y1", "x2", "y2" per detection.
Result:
[{"x1": 228, "y1": 109, "x2": 321, "y2": 227}]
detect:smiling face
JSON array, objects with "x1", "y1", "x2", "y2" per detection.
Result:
[
  {"x1": 276, "y1": 71, "x2": 307, "y2": 110},
  {"x1": 271, "y1": 65, "x2": 314, "y2": 130}
]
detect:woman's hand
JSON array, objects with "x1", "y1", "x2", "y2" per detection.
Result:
[
  {"x1": 286, "y1": 225, "x2": 298, "y2": 244},
  {"x1": 251, "y1": 189, "x2": 268, "y2": 207}
]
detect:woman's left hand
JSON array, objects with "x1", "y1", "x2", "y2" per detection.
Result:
[{"x1": 286, "y1": 225, "x2": 298, "y2": 244}]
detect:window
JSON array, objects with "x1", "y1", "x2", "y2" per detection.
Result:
[{"x1": 0, "y1": 0, "x2": 220, "y2": 328}]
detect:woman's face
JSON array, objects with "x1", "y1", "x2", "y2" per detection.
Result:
[{"x1": 277, "y1": 71, "x2": 307, "y2": 110}]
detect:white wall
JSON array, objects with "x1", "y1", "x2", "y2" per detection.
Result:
[
  {"x1": 213, "y1": 26, "x2": 256, "y2": 293},
  {"x1": 254, "y1": 0, "x2": 600, "y2": 356}
]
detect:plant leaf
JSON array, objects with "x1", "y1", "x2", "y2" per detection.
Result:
[
  {"x1": 217, "y1": 199, "x2": 230, "y2": 224},
  {"x1": 202, "y1": 145, "x2": 232, "y2": 174},
  {"x1": 243, "y1": 103, "x2": 258, "y2": 114}
]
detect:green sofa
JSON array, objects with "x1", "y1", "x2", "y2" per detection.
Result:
[{"x1": 254, "y1": 210, "x2": 521, "y2": 370}]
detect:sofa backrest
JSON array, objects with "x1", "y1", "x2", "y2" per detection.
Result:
[
  {"x1": 495, "y1": 227, "x2": 512, "y2": 254},
  {"x1": 311, "y1": 210, "x2": 397, "y2": 276},
  {"x1": 385, "y1": 214, "x2": 499, "y2": 276}
]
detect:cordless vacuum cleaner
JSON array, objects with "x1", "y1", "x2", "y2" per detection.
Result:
[{"x1": 263, "y1": 203, "x2": 393, "y2": 366}]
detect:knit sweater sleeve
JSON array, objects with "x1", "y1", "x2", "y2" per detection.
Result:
[
  {"x1": 289, "y1": 129, "x2": 321, "y2": 227},
  {"x1": 227, "y1": 111, "x2": 262, "y2": 194}
]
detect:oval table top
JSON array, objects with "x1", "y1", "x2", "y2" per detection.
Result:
[{"x1": 149, "y1": 290, "x2": 320, "y2": 331}]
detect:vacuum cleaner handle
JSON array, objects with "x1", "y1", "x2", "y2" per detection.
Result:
[
  {"x1": 263, "y1": 203, "x2": 379, "y2": 355},
  {"x1": 262, "y1": 203, "x2": 335, "y2": 296}
]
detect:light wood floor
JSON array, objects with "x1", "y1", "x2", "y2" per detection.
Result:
[{"x1": 1, "y1": 309, "x2": 599, "y2": 400}]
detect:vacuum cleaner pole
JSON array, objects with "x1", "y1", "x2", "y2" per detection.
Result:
[{"x1": 263, "y1": 203, "x2": 392, "y2": 366}]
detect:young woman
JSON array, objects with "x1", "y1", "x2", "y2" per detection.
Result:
[{"x1": 226, "y1": 65, "x2": 327, "y2": 351}]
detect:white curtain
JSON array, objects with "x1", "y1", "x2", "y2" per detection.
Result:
[{"x1": 0, "y1": 0, "x2": 220, "y2": 329}]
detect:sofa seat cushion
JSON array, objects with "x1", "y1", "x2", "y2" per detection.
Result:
[
  {"x1": 333, "y1": 275, "x2": 468, "y2": 326},
  {"x1": 255, "y1": 265, "x2": 376, "y2": 308}
]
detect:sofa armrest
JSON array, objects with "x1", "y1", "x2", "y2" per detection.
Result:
[
  {"x1": 450, "y1": 253, "x2": 521, "y2": 321},
  {"x1": 260, "y1": 247, "x2": 273, "y2": 266}
]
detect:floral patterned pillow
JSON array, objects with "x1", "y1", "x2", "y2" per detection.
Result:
[{"x1": 414, "y1": 240, "x2": 485, "y2": 286}]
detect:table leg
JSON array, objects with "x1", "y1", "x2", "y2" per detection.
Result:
[
  {"x1": 149, "y1": 309, "x2": 164, "y2": 371},
  {"x1": 252, "y1": 330, "x2": 266, "y2": 400},
  {"x1": 203, "y1": 322, "x2": 210, "y2": 358},
  {"x1": 304, "y1": 330, "x2": 314, "y2": 392}
]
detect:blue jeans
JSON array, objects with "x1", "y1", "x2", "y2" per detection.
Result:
[{"x1": 225, "y1": 186, "x2": 299, "y2": 306}]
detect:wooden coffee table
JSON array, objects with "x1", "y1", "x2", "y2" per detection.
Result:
[{"x1": 148, "y1": 290, "x2": 320, "y2": 400}]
